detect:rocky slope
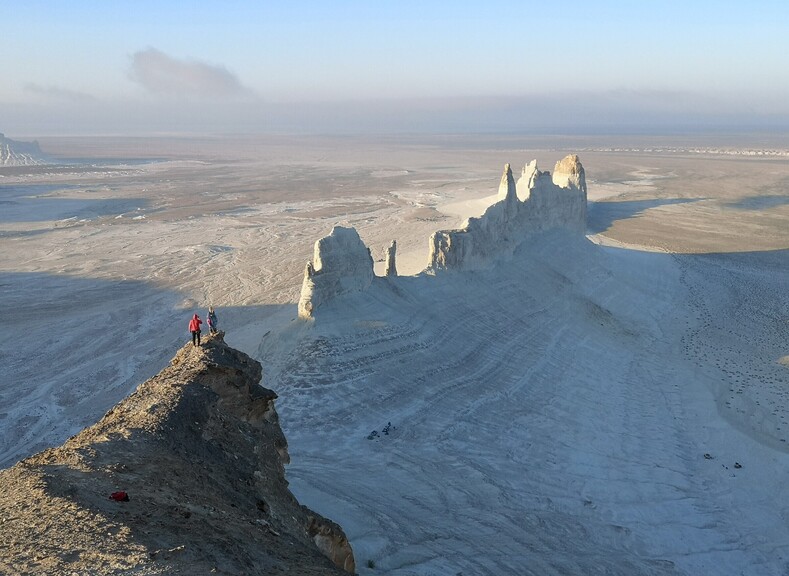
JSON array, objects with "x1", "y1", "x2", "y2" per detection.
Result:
[
  {"x1": 0, "y1": 133, "x2": 48, "y2": 165},
  {"x1": 0, "y1": 334, "x2": 354, "y2": 575}
]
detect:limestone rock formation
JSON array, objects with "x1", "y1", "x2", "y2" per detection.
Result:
[
  {"x1": 296, "y1": 155, "x2": 587, "y2": 314},
  {"x1": 515, "y1": 159, "x2": 542, "y2": 202},
  {"x1": 496, "y1": 163, "x2": 518, "y2": 204},
  {"x1": 427, "y1": 155, "x2": 587, "y2": 271},
  {"x1": 551, "y1": 153, "x2": 587, "y2": 194},
  {"x1": 385, "y1": 240, "x2": 398, "y2": 277},
  {"x1": 0, "y1": 334, "x2": 355, "y2": 575},
  {"x1": 298, "y1": 226, "x2": 374, "y2": 319},
  {"x1": 0, "y1": 133, "x2": 48, "y2": 166}
]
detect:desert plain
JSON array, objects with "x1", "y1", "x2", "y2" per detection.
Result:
[{"x1": 2, "y1": 133, "x2": 788, "y2": 575}]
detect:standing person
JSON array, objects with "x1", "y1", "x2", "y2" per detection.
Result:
[
  {"x1": 189, "y1": 313, "x2": 202, "y2": 346},
  {"x1": 207, "y1": 306, "x2": 218, "y2": 335}
]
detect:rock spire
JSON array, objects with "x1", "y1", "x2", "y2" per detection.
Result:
[{"x1": 298, "y1": 226, "x2": 374, "y2": 319}]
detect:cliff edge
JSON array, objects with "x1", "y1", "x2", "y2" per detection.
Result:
[
  {"x1": 0, "y1": 334, "x2": 354, "y2": 575},
  {"x1": 0, "y1": 133, "x2": 47, "y2": 166}
]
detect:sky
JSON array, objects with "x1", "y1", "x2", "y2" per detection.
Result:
[{"x1": 4, "y1": 0, "x2": 789, "y2": 135}]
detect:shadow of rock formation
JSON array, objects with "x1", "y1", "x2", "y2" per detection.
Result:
[{"x1": 587, "y1": 197, "x2": 703, "y2": 234}]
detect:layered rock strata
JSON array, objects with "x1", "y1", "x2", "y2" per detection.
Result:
[{"x1": 0, "y1": 334, "x2": 354, "y2": 575}]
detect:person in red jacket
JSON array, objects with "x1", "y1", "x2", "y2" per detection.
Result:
[{"x1": 189, "y1": 313, "x2": 203, "y2": 347}]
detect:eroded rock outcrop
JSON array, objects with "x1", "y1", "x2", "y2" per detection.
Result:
[
  {"x1": 552, "y1": 153, "x2": 587, "y2": 193},
  {"x1": 298, "y1": 225, "x2": 374, "y2": 319},
  {"x1": 516, "y1": 159, "x2": 541, "y2": 201},
  {"x1": 0, "y1": 132, "x2": 47, "y2": 166},
  {"x1": 428, "y1": 155, "x2": 587, "y2": 271},
  {"x1": 0, "y1": 334, "x2": 355, "y2": 575},
  {"x1": 385, "y1": 240, "x2": 398, "y2": 277},
  {"x1": 297, "y1": 155, "x2": 587, "y2": 315}
]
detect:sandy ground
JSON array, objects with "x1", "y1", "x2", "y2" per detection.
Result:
[{"x1": 2, "y1": 134, "x2": 788, "y2": 574}]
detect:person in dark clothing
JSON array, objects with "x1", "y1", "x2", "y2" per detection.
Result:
[
  {"x1": 189, "y1": 313, "x2": 202, "y2": 346},
  {"x1": 207, "y1": 306, "x2": 218, "y2": 335}
]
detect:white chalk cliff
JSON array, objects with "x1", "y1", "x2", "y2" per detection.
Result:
[
  {"x1": 0, "y1": 133, "x2": 48, "y2": 166},
  {"x1": 298, "y1": 155, "x2": 587, "y2": 318},
  {"x1": 385, "y1": 240, "x2": 398, "y2": 277},
  {"x1": 429, "y1": 155, "x2": 586, "y2": 271},
  {"x1": 298, "y1": 226, "x2": 375, "y2": 319}
]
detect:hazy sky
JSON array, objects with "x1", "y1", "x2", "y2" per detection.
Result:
[{"x1": 4, "y1": 0, "x2": 789, "y2": 135}]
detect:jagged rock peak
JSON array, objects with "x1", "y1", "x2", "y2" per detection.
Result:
[
  {"x1": 552, "y1": 154, "x2": 587, "y2": 194},
  {"x1": 427, "y1": 154, "x2": 588, "y2": 271},
  {"x1": 516, "y1": 159, "x2": 543, "y2": 201},
  {"x1": 496, "y1": 163, "x2": 517, "y2": 203},
  {"x1": 0, "y1": 334, "x2": 355, "y2": 575},
  {"x1": 295, "y1": 155, "x2": 588, "y2": 312},
  {"x1": 298, "y1": 225, "x2": 374, "y2": 319}
]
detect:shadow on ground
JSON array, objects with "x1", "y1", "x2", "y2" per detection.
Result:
[
  {"x1": 725, "y1": 195, "x2": 789, "y2": 210},
  {"x1": 587, "y1": 197, "x2": 704, "y2": 234}
]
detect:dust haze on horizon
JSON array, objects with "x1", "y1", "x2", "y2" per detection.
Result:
[{"x1": 4, "y1": 1, "x2": 789, "y2": 136}]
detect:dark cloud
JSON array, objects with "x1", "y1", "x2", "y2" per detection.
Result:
[
  {"x1": 129, "y1": 48, "x2": 255, "y2": 100},
  {"x1": 24, "y1": 83, "x2": 95, "y2": 102}
]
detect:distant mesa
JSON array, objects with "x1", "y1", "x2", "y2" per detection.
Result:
[
  {"x1": 298, "y1": 154, "x2": 587, "y2": 319},
  {"x1": 0, "y1": 335, "x2": 355, "y2": 574},
  {"x1": 0, "y1": 132, "x2": 49, "y2": 166}
]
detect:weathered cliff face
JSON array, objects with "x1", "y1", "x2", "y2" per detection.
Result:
[
  {"x1": 297, "y1": 155, "x2": 588, "y2": 317},
  {"x1": 0, "y1": 334, "x2": 354, "y2": 575},
  {"x1": 385, "y1": 239, "x2": 398, "y2": 277},
  {"x1": 0, "y1": 133, "x2": 47, "y2": 166},
  {"x1": 298, "y1": 225, "x2": 375, "y2": 319},
  {"x1": 428, "y1": 155, "x2": 587, "y2": 271},
  {"x1": 552, "y1": 153, "x2": 587, "y2": 194}
]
